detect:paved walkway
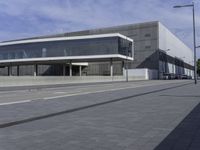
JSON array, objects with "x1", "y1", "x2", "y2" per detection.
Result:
[{"x1": 0, "y1": 80, "x2": 199, "y2": 150}]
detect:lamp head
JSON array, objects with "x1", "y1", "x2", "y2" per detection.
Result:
[
  {"x1": 173, "y1": 4, "x2": 194, "y2": 8},
  {"x1": 173, "y1": 5, "x2": 182, "y2": 8}
]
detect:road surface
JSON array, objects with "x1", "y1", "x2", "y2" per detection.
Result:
[{"x1": 0, "y1": 80, "x2": 199, "y2": 150}]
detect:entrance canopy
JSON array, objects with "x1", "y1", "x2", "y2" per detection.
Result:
[{"x1": 0, "y1": 33, "x2": 134, "y2": 66}]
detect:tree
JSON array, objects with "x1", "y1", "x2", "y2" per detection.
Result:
[{"x1": 197, "y1": 59, "x2": 200, "y2": 76}]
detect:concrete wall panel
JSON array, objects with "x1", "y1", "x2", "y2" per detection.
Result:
[{"x1": 158, "y1": 22, "x2": 193, "y2": 66}]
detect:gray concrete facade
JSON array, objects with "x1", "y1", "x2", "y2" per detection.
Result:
[
  {"x1": 62, "y1": 21, "x2": 193, "y2": 78},
  {"x1": 65, "y1": 21, "x2": 159, "y2": 70}
]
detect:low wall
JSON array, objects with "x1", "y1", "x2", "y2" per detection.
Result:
[
  {"x1": 125, "y1": 68, "x2": 158, "y2": 80},
  {"x1": 0, "y1": 76, "x2": 128, "y2": 87},
  {"x1": 0, "y1": 69, "x2": 158, "y2": 87}
]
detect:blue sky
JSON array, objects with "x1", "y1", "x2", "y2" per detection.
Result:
[{"x1": 0, "y1": 0, "x2": 200, "y2": 58}]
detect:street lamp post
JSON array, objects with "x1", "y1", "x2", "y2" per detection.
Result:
[{"x1": 174, "y1": 2, "x2": 197, "y2": 84}]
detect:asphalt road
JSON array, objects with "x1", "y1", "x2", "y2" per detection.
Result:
[{"x1": 0, "y1": 80, "x2": 200, "y2": 150}]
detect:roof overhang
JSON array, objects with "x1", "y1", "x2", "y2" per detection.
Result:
[
  {"x1": 0, "y1": 33, "x2": 134, "y2": 66},
  {"x1": 0, "y1": 33, "x2": 133, "y2": 46},
  {"x1": 0, "y1": 54, "x2": 133, "y2": 66}
]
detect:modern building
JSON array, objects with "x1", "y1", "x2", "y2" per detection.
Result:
[
  {"x1": 0, "y1": 33, "x2": 133, "y2": 78},
  {"x1": 0, "y1": 21, "x2": 194, "y2": 80}
]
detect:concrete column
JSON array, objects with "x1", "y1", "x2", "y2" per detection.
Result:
[
  {"x1": 79, "y1": 66, "x2": 82, "y2": 76},
  {"x1": 63, "y1": 64, "x2": 66, "y2": 76},
  {"x1": 34, "y1": 64, "x2": 38, "y2": 76},
  {"x1": 124, "y1": 60, "x2": 128, "y2": 82},
  {"x1": 69, "y1": 61, "x2": 72, "y2": 77},
  {"x1": 122, "y1": 61, "x2": 125, "y2": 75},
  {"x1": 8, "y1": 66, "x2": 12, "y2": 76},
  {"x1": 122, "y1": 61, "x2": 128, "y2": 81},
  {"x1": 110, "y1": 59, "x2": 113, "y2": 79},
  {"x1": 17, "y1": 65, "x2": 20, "y2": 76}
]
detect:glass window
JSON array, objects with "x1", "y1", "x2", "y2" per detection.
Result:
[
  {"x1": 118, "y1": 38, "x2": 133, "y2": 57},
  {"x1": 145, "y1": 33, "x2": 151, "y2": 37},
  {"x1": 0, "y1": 36, "x2": 133, "y2": 60}
]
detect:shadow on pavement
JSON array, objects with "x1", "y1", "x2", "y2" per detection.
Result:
[{"x1": 154, "y1": 102, "x2": 200, "y2": 150}]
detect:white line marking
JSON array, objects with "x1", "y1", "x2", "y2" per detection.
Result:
[
  {"x1": 42, "y1": 83, "x2": 118, "y2": 91},
  {"x1": 43, "y1": 81, "x2": 191, "y2": 100},
  {"x1": 54, "y1": 92, "x2": 66, "y2": 94},
  {"x1": 0, "y1": 90, "x2": 28, "y2": 94},
  {"x1": 0, "y1": 100, "x2": 31, "y2": 106},
  {"x1": 43, "y1": 83, "x2": 164, "y2": 100},
  {"x1": 0, "y1": 81, "x2": 191, "y2": 106}
]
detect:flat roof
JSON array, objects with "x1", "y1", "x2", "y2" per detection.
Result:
[{"x1": 0, "y1": 33, "x2": 133, "y2": 47}]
